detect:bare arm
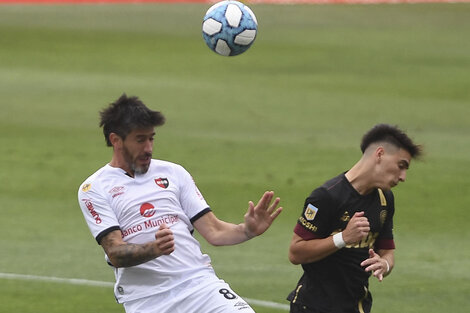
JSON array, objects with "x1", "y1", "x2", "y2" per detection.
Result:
[
  {"x1": 289, "y1": 211, "x2": 370, "y2": 264},
  {"x1": 193, "y1": 212, "x2": 247, "y2": 246},
  {"x1": 194, "y1": 191, "x2": 282, "y2": 246},
  {"x1": 289, "y1": 233, "x2": 338, "y2": 264},
  {"x1": 100, "y1": 224, "x2": 175, "y2": 268}
]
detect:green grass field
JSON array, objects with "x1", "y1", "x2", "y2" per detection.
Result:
[{"x1": 0, "y1": 3, "x2": 469, "y2": 312}]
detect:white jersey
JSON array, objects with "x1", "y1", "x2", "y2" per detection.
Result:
[{"x1": 78, "y1": 159, "x2": 216, "y2": 303}]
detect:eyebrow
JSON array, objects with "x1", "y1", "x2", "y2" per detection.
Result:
[{"x1": 135, "y1": 132, "x2": 155, "y2": 138}]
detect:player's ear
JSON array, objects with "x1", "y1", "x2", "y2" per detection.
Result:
[
  {"x1": 109, "y1": 132, "x2": 123, "y2": 149},
  {"x1": 375, "y1": 146, "x2": 385, "y2": 162}
]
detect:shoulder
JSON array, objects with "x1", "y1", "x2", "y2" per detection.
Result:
[
  {"x1": 323, "y1": 173, "x2": 349, "y2": 191},
  {"x1": 150, "y1": 159, "x2": 187, "y2": 172},
  {"x1": 308, "y1": 173, "x2": 345, "y2": 199},
  {"x1": 78, "y1": 164, "x2": 122, "y2": 196},
  {"x1": 78, "y1": 165, "x2": 108, "y2": 193},
  {"x1": 305, "y1": 174, "x2": 353, "y2": 213}
]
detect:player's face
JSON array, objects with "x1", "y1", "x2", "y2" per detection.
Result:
[
  {"x1": 121, "y1": 128, "x2": 155, "y2": 175},
  {"x1": 378, "y1": 148, "x2": 412, "y2": 190}
]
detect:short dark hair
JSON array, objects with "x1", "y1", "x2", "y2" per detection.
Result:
[
  {"x1": 99, "y1": 94, "x2": 165, "y2": 146},
  {"x1": 360, "y1": 124, "x2": 422, "y2": 158}
]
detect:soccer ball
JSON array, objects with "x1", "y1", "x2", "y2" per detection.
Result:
[{"x1": 202, "y1": 0, "x2": 258, "y2": 56}]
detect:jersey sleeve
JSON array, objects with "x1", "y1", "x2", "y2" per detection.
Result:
[
  {"x1": 175, "y1": 165, "x2": 210, "y2": 222},
  {"x1": 294, "y1": 187, "x2": 337, "y2": 240},
  {"x1": 78, "y1": 181, "x2": 120, "y2": 244}
]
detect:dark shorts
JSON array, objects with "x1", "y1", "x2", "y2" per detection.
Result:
[{"x1": 289, "y1": 292, "x2": 372, "y2": 313}]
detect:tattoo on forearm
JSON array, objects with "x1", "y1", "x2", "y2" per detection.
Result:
[
  {"x1": 110, "y1": 243, "x2": 157, "y2": 267},
  {"x1": 102, "y1": 235, "x2": 157, "y2": 268}
]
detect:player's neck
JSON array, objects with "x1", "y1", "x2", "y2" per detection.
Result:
[
  {"x1": 345, "y1": 161, "x2": 375, "y2": 195},
  {"x1": 109, "y1": 156, "x2": 135, "y2": 178}
]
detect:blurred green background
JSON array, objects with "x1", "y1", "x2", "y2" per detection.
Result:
[{"x1": 0, "y1": 3, "x2": 469, "y2": 312}]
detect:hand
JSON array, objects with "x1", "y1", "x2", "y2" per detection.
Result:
[
  {"x1": 244, "y1": 191, "x2": 283, "y2": 239},
  {"x1": 342, "y1": 211, "x2": 370, "y2": 245},
  {"x1": 154, "y1": 224, "x2": 175, "y2": 256},
  {"x1": 361, "y1": 249, "x2": 389, "y2": 282}
]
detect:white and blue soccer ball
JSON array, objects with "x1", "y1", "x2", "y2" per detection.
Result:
[{"x1": 202, "y1": 0, "x2": 258, "y2": 56}]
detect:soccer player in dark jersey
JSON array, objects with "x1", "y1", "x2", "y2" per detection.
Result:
[{"x1": 287, "y1": 124, "x2": 422, "y2": 313}]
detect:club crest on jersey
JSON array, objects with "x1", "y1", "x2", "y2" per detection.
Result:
[
  {"x1": 305, "y1": 203, "x2": 319, "y2": 221},
  {"x1": 155, "y1": 177, "x2": 169, "y2": 189},
  {"x1": 380, "y1": 209, "x2": 387, "y2": 226}
]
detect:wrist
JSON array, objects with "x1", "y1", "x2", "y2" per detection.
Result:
[
  {"x1": 383, "y1": 259, "x2": 390, "y2": 273},
  {"x1": 243, "y1": 224, "x2": 255, "y2": 240},
  {"x1": 333, "y1": 232, "x2": 346, "y2": 249}
]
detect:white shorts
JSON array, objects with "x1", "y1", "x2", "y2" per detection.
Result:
[{"x1": 123, "y1": 276, "x2": 255, "y2": 313}]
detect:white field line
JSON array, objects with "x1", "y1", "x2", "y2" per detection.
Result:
[{"x1": 0, "y1": 272, "x2": 289, "y2": 311}]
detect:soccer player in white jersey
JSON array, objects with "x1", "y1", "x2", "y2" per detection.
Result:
[{"x1": 78, "y1": 94, "x2": 283, "y2": 313}]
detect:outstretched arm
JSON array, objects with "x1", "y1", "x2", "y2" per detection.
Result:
[
  {"x1": 100, "y1": 224, "x2": 175, "y2": 268},
  {"x1": 194, "y1": 191, "x2": 282, "y2": 246}
]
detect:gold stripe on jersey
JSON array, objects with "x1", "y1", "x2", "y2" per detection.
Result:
[
  {"x1": 292, "y1": 284, "x2": 303, "y2": 304},
  {"x1": 358, "y1": 298, "x2": 365, "y2": 313},
  {"x1": 378, "y1": 188, "x2": 387, "y2": 206},
  {"x1": 358, "y1": 300, "x2": 365, "y2": 313},
  {"x1": 358, "y1": 286, "x2": 369, "y2": 313}
]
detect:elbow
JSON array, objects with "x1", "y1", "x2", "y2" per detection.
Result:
[
  {"x1": 107, "y1": 257, "x2": 121, "y2": 268},
  {"x1": 288, "y1": 249, "x2": 303, "y2": 265},
  {"x1": 289, "y1": 255, "x2": 301, "y2": 265},
  {"x1": 289, "y1": 246, "x2": 323, "y2": 264},
  {"x1": 289, "y1": 241, "x2": 305, "y2": 265},
  {"x1": 106, "y1": 253, "x2": 124, "y2": 268},
  {"x1": 208, "y1": 240, "x2": 224, "y2": 247},
  {"x1": 105, "y1": 247, "x2": 134, "y2": 268}
]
